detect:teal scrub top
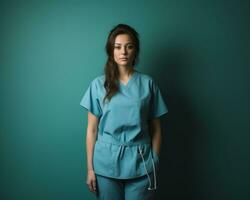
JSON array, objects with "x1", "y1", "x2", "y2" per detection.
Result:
[{"x1": 80, "y1": 70, "x2": 168, "y2": 179}]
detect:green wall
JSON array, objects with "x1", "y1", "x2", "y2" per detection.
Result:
[{"x1": 1, "y1": 1, "x2": 249, "y2": 199}]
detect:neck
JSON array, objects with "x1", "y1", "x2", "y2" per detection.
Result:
[{"x1": 118, "y1": 66, "x2": 134, "y2": 79}]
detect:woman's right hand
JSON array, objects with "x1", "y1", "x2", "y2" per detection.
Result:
[{"x1": 86, "y1": 169, "x2": 97, "y2": 193}]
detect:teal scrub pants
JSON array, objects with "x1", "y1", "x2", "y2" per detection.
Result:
[{"x1": 95, "y1": 172, "x2": 156, "y2": 200}]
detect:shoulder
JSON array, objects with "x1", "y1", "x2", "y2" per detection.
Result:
[
  {"x1": 90, "y1": 74, "x2": 105, "y2": 87},
  {"x1": 137, "y1": 71, "x2": 164, "y2": 94},
  {"x1": 136, "y1": 70, "x2": 156, "y2": 86},
  {"x1": 136, "y1": 70, "x2": 151, "y2": 80}
]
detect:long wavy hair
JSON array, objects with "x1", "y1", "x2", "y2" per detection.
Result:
[{"x1": 103, "y1": 24, "x2": 140, "y2": 103}]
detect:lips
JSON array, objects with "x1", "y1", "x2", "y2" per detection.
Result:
[{"x1": 120, "y1": 58, "x2": 128, "y2": 60}]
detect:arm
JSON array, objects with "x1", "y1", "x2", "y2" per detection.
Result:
[
  {"x1": 86, "y1": 111, "x2": 99, "y2": 192},
  {"x1": 149, "y1": 118, "x2": 162, "y2": 157}
]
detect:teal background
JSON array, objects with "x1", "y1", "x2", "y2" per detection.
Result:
[{"x1": 1, "y1": 0, "x2": 249, "y2": 200}]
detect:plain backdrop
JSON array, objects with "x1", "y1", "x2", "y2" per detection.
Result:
[{"x1": 1, "y1": 0, "x2": 249, "y2": 200}]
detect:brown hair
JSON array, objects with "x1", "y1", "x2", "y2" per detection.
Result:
[{"x1": 103, "y1": 24, "x2": 140, "y2": 103}]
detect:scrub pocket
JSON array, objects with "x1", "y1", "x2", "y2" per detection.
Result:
[{"x1": 93, "y1": 140, "x2": 116, "y2": 176}]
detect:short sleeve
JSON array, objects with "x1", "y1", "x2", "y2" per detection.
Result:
[
  {"x1": 80, "y1": 79, "x2": 102, "y2": 118},
  {"x1": 149, "y1": 80, "x2": 168, "y2": 119}
]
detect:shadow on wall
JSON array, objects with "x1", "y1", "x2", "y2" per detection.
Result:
[{"x1": 147, "y1": 40, "x2": 207, "y2": 200}]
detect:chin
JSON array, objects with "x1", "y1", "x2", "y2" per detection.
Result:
[
  {"x1": 119, "y1": 65, "x2": 134, "y2": 69},
  {"x1": 120, "y1": 61, "x2": 132, "y2": 65}
]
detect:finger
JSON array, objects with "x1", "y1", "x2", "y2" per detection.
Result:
[
  {"x1": 89, "y1": 185, "x2": 93, "y2": 192},
  {"x1": 86, "y1": 181, "x2": 93, "y2": 192},
  {"x1": 90, "y1": 180, "x2": 96, "y2": 192},
  {"x1": 93, "y1": 179, "x2": 97, "y2": 191}
]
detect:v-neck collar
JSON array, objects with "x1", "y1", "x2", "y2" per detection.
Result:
[{"x1": 119, "y1": 70, "x2": 138, "y2": 89}]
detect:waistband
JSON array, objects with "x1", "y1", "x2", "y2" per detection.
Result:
[{"x1": 96, "y1": 134, "x2": 151, "y2": 147}]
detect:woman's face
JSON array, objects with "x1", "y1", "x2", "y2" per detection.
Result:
[{"x1": 113, "y1": 34, "x2": 135, "y2": 67}]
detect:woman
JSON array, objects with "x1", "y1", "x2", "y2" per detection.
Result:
[{"x1": 80, "y1": 24, "x2": 168, "y2": 200}]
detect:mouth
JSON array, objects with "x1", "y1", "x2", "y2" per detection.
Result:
[{"x1": 120, "y1": 58, "x2": 128, "y2": 60}]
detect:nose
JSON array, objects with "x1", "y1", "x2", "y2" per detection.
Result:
[{"x1": 121, "y1": 46, "x2": 128, "y2": 54}]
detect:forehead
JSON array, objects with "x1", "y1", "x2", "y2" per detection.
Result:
[{"x1": 114, "y1": 34, "x2": 133, "y2": 45}]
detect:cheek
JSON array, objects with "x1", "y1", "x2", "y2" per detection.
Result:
[
  {"x1": 113, "y1": 51, "x2": 119, "y2": 61},
  {"x1": 114, "y1": 51, "x2": 118, "y2": 58},
  {"x1": 129, "y1": 51, "x2": 135, "y2": 58},
  {"x1": 114, "y1": 49, "x2": 118, "y2": 55}
]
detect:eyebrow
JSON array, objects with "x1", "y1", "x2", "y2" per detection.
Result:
[{"x1": 115, "y1": 42, "x2": 133, "y2": 45}]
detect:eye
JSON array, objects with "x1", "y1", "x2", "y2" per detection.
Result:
[
  {"x1": 128, "y1": 45, "x2": 134, "y2": 49},
  {"x1": 114, "y1": 46, "x2": 121, "y2": 49}
]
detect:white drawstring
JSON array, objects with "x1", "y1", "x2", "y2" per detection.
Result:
[{"x1": 138, "y1": 146, "x2": 157, "y2": 190}]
